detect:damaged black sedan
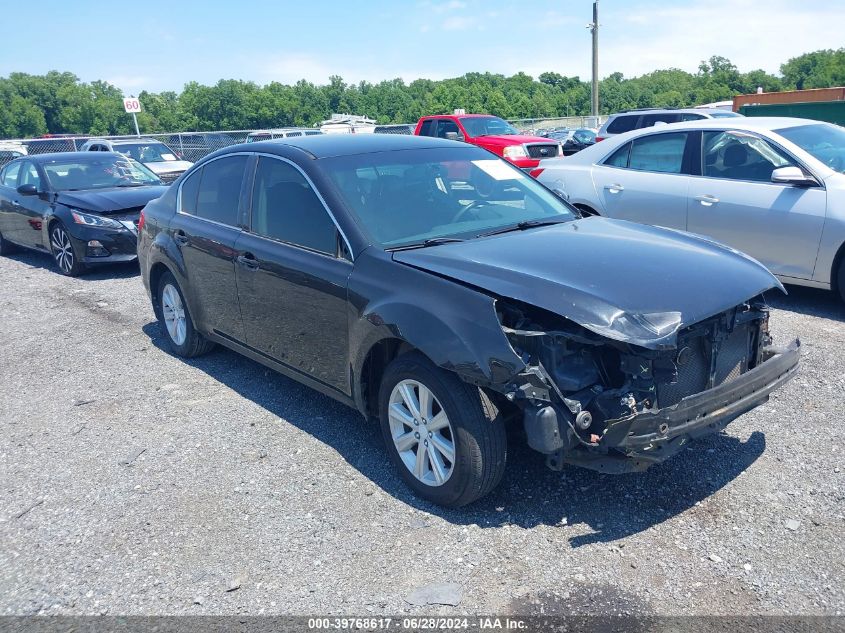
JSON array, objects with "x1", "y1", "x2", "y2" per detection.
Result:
[
  {"x1": 138, "y1": 134, "x2": 799, "y2": 507},
  {"x1": 0, "y1": 152, "x2": 166, "y2": 275}
]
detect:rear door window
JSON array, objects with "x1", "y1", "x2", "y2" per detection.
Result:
[
  {"x1": 179, "y1": 168, "x2": 202, "y2": 214},
  {"x1": 606, "y1": 115, "x2": 639, "y2": 134},
  {"x1": 604, "y1": 142, "x2": 632, "y2": 167},
  {"x1": 194, "y1": 155, "x2": 248, "y2": 225},
  {"x1": 627, "y1": 133, "x2": 688, "y2": 173},
  {"x1": 640, "y1": 113, "x2": 682, "y2": 127}
]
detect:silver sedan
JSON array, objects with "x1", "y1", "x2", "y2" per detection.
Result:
[{"x1": 535, "y1": 117, "x2": 845, "y2": 301}]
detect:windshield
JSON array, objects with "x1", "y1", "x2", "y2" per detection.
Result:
[
  {"x1": 114, "y1": 142, "x2": 179, "y2": 163},
  {"x1": 459, "y1": 116, "x2": 519, "y2": 137},
  {"x1": 323, "y1": 147, "x2": 576, "y2": 248},
  {"x1": 776, "y1": 123, "x2": 845, "y2": 173},
  {"x1": 42, "y1": 156, "x2": 162, "y2": 191}
]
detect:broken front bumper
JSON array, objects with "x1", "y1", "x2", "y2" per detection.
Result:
[{"x1": 556, "y1": 340, "x2": 800, "y2": 473}]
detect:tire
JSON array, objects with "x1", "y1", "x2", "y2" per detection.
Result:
[
  {"x1": 0, "y1": 230, "x2": 19, "y2": 256},
  {"x1": 838, "y1": 257, "x2": 845, "y2": 303},
  {"x1": 156, "y1": 271, "x2": 215, "y2": 358},
  {"x1": 575, "y1": 204, "x2": 600, "y2": 218},
  {"x1": 49, "y1": 221, "x2": 86, "y2": 276},
  {"x1": 378, "y1": 352, "x2": 506, "y2": 507}
]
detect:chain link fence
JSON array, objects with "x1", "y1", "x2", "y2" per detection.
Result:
[{"x1": 0, "y1": 116, "x2": 604, "y2": 168}]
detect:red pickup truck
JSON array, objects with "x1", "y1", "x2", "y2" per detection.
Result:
[{"x1": 414, "y1": 113, "x2": 561, "y2": 170}]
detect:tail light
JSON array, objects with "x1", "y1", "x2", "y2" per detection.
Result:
[
  {"x1": 137, "y1": 210, "x2": 145, "y2": 232},
  {"x1": 529, "y1": 168, "x2": 545, "y2": 179},
  {"x1": 595, "y1": 136, "x2": 605, "y2": 142}
]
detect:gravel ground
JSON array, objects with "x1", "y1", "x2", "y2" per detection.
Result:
[{"x1": 0, "y1": 249, "x2": 843, "y2": 617}]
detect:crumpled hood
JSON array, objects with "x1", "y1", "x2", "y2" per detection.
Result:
[
  {"x1": 393, "y1": 217, "x2": 783, "y2": 349},
  {"x1": 56, "y1": 186, "x2": 168, "y2": 214}
]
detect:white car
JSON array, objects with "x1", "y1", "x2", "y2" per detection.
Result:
[
  {"x1": 0, "y1": 141, "x2": 27, "y2": 167},
  {"x1": 534, "y1": 117, "x2": 845, "y2": 300},
  {"x1": 80, "y1": 138, "x2": 193, "y2": 184}
]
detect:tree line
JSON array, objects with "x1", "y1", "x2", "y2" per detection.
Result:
[{"x1": 1, "y1": 49, "x2": 844, "y2": 139}]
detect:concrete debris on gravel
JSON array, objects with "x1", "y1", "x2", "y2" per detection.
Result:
[
  {"x1": 1, "y1": 252, "x2": 844, "y2": 616},
  {"x1": 405, "y1": 583, "x2": 463, "y2": 607}
]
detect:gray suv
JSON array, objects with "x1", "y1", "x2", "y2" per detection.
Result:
[{"x1": 597, "y1": 107, "x2": 743, "y2": 141}]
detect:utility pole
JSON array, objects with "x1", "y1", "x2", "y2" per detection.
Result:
[{"x1": 588, "y1": 0, "x2": 599, "y2": 120}]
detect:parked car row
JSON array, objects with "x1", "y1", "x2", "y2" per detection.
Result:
[
  {"x1": 533, "y1": 117, "x2": 845, "y2": 302},
  {"x1": 0, "y1": 132, "x2": 802, "y2": 507}
]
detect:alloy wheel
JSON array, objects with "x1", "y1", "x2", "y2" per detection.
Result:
[
  {"x1": 50, "y1": 226, "x2": 74, "y2": 274},
  {"x1": 161, "y1": 283, "x2": 187, "y2": 346},
  {"x1": 388, "y1": 379, "x2": 456, "y2": 486}
]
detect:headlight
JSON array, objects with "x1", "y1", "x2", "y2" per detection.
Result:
[
  {"x1": 503, "y1": 145, "x2": 528, "y2": 159},
  {"x1": 70, "y1": 210, "x2": 124, "y2": 230}
]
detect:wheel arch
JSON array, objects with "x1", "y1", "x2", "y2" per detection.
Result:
[
  {"x1": 349, "y1": 293, "x2": 526, "y2": 419},
  {"x1": 831, "y1": 239, "x2": 845, "y2": 299},
  {"x1": 355, "y1": 336, "x2": 419, "y2": 419},
  {"x1": 574, "y1": 202, "x2": 601, "y2": 217}
]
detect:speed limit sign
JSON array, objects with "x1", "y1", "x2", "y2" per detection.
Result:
[{"x1": 123, "y1": 97, "x2": 142, "y2": 113}]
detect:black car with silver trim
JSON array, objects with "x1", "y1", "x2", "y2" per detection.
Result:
[
  {"x1": 137, "y1": 134, "x2": 799, "y2": 507},
  {"x1": 0, "y1": 152, "x2": 166, "y2": 275}
]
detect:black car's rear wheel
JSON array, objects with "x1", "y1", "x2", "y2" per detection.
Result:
[
  {"x1": 156, "y1": 271, "x2": 215, "y2": 357},
  {"x1": 0, "y1": 230, "x2": 19, "y2": 256},
  {"x1": 49, "y1": 222, "x2": 85, "y2": 276},
  {"x1": 378, "y1": 352, "x2": 506, "y2": 507}
]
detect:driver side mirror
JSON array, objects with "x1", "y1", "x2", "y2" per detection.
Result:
[
  {"x1": 771, "y1": 166, "x2": 819, "y2": 187},
  {"x1": 552, "y1": 188, "x2": 570, "y2": 202},
  {"x1": 16, "y1": 184, "x2": 38, "y2": 196},
  {"x1": 445, "y1": 131, "x2": 466, "y2": 142}
]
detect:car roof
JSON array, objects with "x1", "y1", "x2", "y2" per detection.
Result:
[
  {"x1": 632, "y1": 116, "x2": 823, "y2": 132},
  {"x1": 612, "y1": 107, "x2": 730, "y2": 115},
  {"x1": 233, "y1": 133, "x2": 465, "y2": 158},
  {"x1": 26, "y1": 151, "x2": 127, "y2": 163},
  {"x1": 422, "y1": 113, "x2": 499, "y2": 118},
  {"x1": 249, "y1": 128, "x2": 316, "y2": 134},
  {"x1": 106, "y1": 138, "x2": 165, "y2": 145}
]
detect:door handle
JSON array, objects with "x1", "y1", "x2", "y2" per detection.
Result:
[
  {"x1": 174, "y1": 230, "x2": 189, "y2": 245},
  {"x1": 604, "y1": 183, "x2": 624, "y2": 193},
  {"x1": 695, "y1": 194, "x2": 719, "y2": 206},
  {"x1": 236, "y1": 253, "x2": 259, "y2": 270}
]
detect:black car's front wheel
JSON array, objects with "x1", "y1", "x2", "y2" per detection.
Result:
[
  {"x1": 49, "y1": 222, "x2": 85, "y2": 276},
  {"x1": 156, "y1": 271, "x2": 214, "y2": 357},
  {"x1": 378, "y1": 352, "x2": 506, "y2": 507}
]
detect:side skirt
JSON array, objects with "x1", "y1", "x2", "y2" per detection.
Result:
[{"x1": 206, "y1": 329, "x2": 358, "y2": 410}]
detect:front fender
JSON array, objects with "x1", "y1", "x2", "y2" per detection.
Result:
[{"x1": 348, "y1": 252, "x2": 526, "y2": 393}]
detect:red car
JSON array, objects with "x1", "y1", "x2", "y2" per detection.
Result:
[{"x1": 414, "y1": 113, "x2": 561, "y2": 170}]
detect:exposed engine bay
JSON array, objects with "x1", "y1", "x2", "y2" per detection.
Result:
[{"x1": 496, "y1": 297, "x2": 800, "y2": 473}]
